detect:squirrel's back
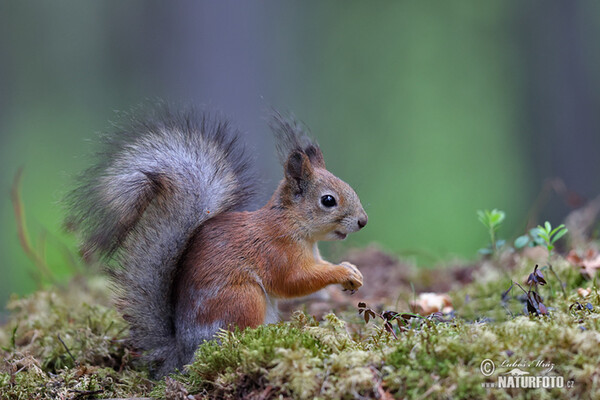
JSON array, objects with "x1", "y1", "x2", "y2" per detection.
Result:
[{"x1": 65, "y1": 104, "x2": 258, "y2": 376}]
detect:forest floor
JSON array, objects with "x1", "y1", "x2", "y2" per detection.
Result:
[{"x1": 1, "y1": 202, "x2": 600, "y2": 399}]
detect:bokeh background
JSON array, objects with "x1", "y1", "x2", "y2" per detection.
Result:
[{"x1": 1, "y1": 1, "x2": 599, "y2": 306}]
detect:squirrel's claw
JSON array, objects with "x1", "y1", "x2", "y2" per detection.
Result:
[{"x1": 339, "y1": 261, "x2": 363, "y2": 293}]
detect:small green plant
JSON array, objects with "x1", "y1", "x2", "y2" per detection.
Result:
[
  {"x1": 515, "y1": 221, "x2": 568, "y2": 298},
  {"x1": 514, "y1": 222, "x2": 568, "y2": 251},
  {"x1": 536, "y1": 221, "x2": 568, "y2": 253},
  {"x1": 539, "y1": 222, "x2": 568, "y2": 298},
  {"x1": 477, "y1": 209, "x2": 505, "y2": 255}
]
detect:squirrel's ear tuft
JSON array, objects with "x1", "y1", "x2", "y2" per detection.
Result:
[
  {"x1": 269, "y1": 109, "x2": 323, "y2": 164},
  {"x1": 303, "y1": 144, "x2": 325, "y2": 169},
  {"x1": 284, "y1": 150, "x2": 314, "y2": 195}
]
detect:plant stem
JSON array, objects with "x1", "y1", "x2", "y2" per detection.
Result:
[{"x1": 548, "y1": 264, "x2": 567, "y2": 298}]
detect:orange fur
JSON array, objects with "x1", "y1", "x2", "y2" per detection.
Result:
[
  {"x1": 173, "y1": 134, "x2": 367, "y2": 337},
  {"x1": 175, "y1": 196, "x2": 363, "y2": 330}
]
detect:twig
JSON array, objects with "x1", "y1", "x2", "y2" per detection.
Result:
[
  {"x1": 69, "y1": 389, "x2": 104, "y2": 399},
  {"x1": 102, "y1": 398, "x2": 153, "y2": 400},
  {"x1": 10, "y1": 168, "x2": 56, "y2": 285},
  {"x1": 57, "y1": 334, "x2": 77, "y2": 365},
  {"x1": 370, "y1": 365, "x2": 394, "y2": 400}
]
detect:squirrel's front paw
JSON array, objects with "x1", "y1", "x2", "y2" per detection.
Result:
[{"x1": 339, "y1": 262, "x2": 363, "y2": 294}]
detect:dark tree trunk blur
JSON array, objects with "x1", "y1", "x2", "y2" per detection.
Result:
[{"x1": 524, "y1": 1, "x2": 600, "y2": 223}]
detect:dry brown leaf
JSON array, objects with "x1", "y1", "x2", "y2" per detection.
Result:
[
  {"x1": 577, "y1": 287, "x2": 592, "y2": 298},
  {"x1": 410, "y1": 292, "x2": 453, "y2": 315},
  {"x1": 567, "y1": 249, "x2": 600, "y2": 278}
]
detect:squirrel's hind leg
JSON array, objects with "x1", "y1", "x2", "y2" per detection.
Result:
[
  {"x1": 173, "y1": 283, "x2": 268, "y2": 369},
  {"x1": 204, "y1": 283, "x2": 269, "y2": 330}
]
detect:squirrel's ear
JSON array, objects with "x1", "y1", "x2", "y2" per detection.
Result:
[
  {"x1": 284, "y1": 150, "x2": 314, "y2": 195},
  {"x1": 304, "y1": 144, "x2": 326, "y2": 169}
]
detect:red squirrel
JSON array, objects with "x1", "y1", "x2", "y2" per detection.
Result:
[{"x1": 66, "y1": 104, "x2": 367, "y2": 377}]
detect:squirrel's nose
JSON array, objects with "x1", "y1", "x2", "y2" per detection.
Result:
[{"x1": 357, "y1": 215, "x2": 368, "y2": 229}]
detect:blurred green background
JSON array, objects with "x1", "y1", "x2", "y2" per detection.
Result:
[{"x1": 1, "y1": 1, "x2": 599, "y2": 306}]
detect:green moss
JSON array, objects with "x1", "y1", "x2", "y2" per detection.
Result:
[
  {"x1": 0, "y1": 275, "x2": 152, "y2": 399},
  {"x1": 3, "y1": 249, "x2": 600, "y2": 399}
]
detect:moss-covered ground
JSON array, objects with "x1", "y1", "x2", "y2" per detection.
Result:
[{"x1": 1, "y1": 244, "x2": 599, "y2": 399}]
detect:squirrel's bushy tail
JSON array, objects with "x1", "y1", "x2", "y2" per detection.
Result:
[{"x1": 65, "y1": 104, "x2": 258, "y2": 376}]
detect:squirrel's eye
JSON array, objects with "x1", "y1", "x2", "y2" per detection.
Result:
[{"x1": 320, "y1": 195, "x2": 337, "y2": 208}]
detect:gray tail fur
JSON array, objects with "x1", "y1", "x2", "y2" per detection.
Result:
[{"x1": 65, "y1": 103, "x2": 258, "y2": 376}]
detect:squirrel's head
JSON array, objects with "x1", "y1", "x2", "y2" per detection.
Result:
[
  {"x1": 270, "y1": 111, "x2": 367, "y2": 241},
  {"x1": 281, "y1": 146, "x2": 368, "y2": 241}
]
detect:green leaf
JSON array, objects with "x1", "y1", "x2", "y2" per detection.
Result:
[
  {"x1": 477, "y1": 210, "x2": 487, "y2": 227},
  {"x1": 514, "y1": 235, "x2": 530, "y2": 249},
  {"x1": 477, "y1": 209, "x2": 505, "y2": 230},
  {"x1": 492, "y1": 210, "x2": 506, "y2": 225},
  {"x1": 550, "y1": 224, "x2": 565, "y2": 237},
  {"x1": 550, "y1": 228, "x2": 568, "y2": 244},
  {"x1": 535, "y1": 225, "x2": 550, "y2": 243},
  {"x1": 478, "y1": 247, "x2": 492, "y2": 255}
]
